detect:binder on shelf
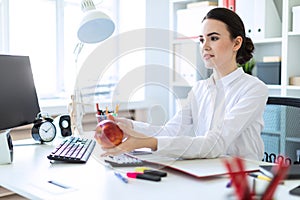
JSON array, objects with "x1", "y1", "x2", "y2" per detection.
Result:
[
  {"x1": 253, "y1": 0, "x2": 281, "y2": 39},
  {"x1": 173, "y1": 42, "x2": 211, "y2": 87},
  {"x1": 228, "y1": 0, "x2": 235, "y2": 12},
  {"x1": 235, "y1": 0, "x2": 254, "y2": 38},
  {"x1": 222, "y1": 0, "x2": 228, "y2": 8},
  {"x1": 173, "y1": 42, "x2": 199, "y2": 86},
  {"x1": 293, "y1": 6, "x2": 300, "y2": 33},
  {"x1": 222, "y1": 0, "x2": 235, "y2": 11},
  {"x1": 176, "y1": 6, "x2": 216, "y2": 38},
  {"x1": 236, "y1": 0, "x2": 281, "y2": 40}
]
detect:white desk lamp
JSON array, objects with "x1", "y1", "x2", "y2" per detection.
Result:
[
  {"x1": 77, "y1": 0, "x2": 115, "y2": 44},
  {"x1": 73, "y1": 0, "x2": 115, "y2": 134}
]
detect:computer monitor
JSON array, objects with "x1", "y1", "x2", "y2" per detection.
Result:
[{"x1": 0, "y1": 54, "x2": 40, "y2": 131}]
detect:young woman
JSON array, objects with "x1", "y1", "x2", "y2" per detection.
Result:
[{"x1": 95, "y1": 7, "x2": 268, "y2": 161}]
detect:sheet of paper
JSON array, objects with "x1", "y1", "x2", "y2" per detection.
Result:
[{"x1": 27, "y1": 180, "x2": 77, "y2": 196}]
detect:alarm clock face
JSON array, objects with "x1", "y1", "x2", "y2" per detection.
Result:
[{"x1": 39, "y1": 121, "x2": 56, "y2": 142}]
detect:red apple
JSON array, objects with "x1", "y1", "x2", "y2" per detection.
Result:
[{"x1": 94, "y1": 120, "x2": 124, "y2": 148}]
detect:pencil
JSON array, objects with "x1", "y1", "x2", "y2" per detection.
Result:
[
  {"x1": 115, "y1": 104, "x2": 119, "y2": 115},
  {"x1": 96, "y1": 103, "x2": 101, "y2": 115}
]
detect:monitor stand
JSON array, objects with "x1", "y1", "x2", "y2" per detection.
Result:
[{"x1": 0, "y1": 129, "x2": 13, "y2": 164}]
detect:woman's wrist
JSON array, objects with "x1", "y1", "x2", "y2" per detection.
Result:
[
  {"x1": 147, "y1": 137, "x2": 157, "y2": 151},
  {"x1": 129, "y1": 119, "x2": 134, "y2": 129}
]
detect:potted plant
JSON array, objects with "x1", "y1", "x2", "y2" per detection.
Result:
[{"x1": 238, "y1": 58, "x2": 255, "y2": 75}]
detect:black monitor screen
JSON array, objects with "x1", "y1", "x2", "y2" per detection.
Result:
[{"x1": 0, "y1": 54, "x2": 40, "y2": 130}]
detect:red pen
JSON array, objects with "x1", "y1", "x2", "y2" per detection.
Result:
[{"x1": 126, "y1": 172, "x2": 161, "y2": 182}]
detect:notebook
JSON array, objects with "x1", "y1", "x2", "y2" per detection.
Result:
[
  {"x1": 260, "y1": 164, "x2": 300, "y2": 180},
  {"x1": 134, "y1": 154, "x2": 260, "y2": 178}
]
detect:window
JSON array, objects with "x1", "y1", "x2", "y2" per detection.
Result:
[
  {"x1": 0, "y1": 0, "x2": 8, "y2": 52},
  {"x1": 7, "y1": 0, "x2": 92, "y2": 100},
  {"x1": 0, "y1": 0, "x2": 145, "y2": 114},
  {"x1": 9, "y1": 0, "x2": 58, "y2": 97}
]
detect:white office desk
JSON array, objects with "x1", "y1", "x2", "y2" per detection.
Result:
[{"x1": 0, "y1": 140, "x2": 300, "y2": 200}]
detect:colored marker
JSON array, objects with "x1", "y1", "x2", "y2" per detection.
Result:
[
  {"x1": 126, "y1": 172, "x2": 161, "y2": 182},
  {"x1": 144, "y1": 170, "x2": 167, "y2": 177},
  {"x1": 134, "y1": 167, "x2": 167, "y2": 177},
  {"x1": 135, "y1": 167, "x2": 151, "y2": 172}
]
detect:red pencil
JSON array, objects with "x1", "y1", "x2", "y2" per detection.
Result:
[{"x1": 96, "y1": 103, "x2": 101, "y2": 115}]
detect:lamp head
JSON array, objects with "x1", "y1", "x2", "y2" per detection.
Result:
[{"x1": 77, "y1": 0, "x2": 115, "y2": 44}]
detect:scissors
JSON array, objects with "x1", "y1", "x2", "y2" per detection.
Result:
[
  {"x1": 263, "y1": 152, "x2": 292, "y2": 165},
  {"x1": 276, "y1": 155, "x2": 292, "y2": 165}
]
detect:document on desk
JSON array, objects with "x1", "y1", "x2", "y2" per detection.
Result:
[
  {"x1": 26, "y1": 179, "x2": 77, "y2": 197},
  {"x1": 134, "y1": 154, "x2": 260, "y2": 178}
]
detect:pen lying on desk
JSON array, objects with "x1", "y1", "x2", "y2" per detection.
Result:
[
  {"x1": 226, "y1": 180, "x2": 232, "y2": 188},
  {"x1": 248, "y1": 173, "x2": 272, "y2": 182},
  {"x1": 114, "y1": 172, "x2": 128, "y2": 184},
  {"x1": 48, "y1": 180, "x2": 71, "y2": 189}
]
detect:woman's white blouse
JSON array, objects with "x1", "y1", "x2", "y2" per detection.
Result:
[{"x1": 132, "y1": 68, "x2": 268, "y2": 161}]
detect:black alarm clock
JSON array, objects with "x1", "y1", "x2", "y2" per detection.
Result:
[{"x1": 31, "y1": 113, "x2": 56, "y2": 143}]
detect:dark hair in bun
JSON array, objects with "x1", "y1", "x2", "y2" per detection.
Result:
[{"x1": 203, "y1": 7, "x2": 254, "y2": 65}]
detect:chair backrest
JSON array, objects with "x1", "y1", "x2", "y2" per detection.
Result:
[{"x1": 262, "y1": 96, "x2": 300, "y2": 165}]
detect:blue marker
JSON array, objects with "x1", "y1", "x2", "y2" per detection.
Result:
[{"x1": 114, "y1": 172, "x2": 128, "y2": 184}]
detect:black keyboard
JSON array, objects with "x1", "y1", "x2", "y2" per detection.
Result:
[{"x1": 47, "y1": 136, "x2": 96, "y2": 163}]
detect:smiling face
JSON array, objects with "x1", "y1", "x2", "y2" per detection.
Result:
[{"x1": 199, "y1": 19, "x2": 242, "y2": 77}]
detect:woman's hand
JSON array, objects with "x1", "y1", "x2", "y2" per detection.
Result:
[
  {"x1": 101, "y1": 120, "x2": 157, "y2": 157},
  {"x1": 109, "y1": 115, "x2": 133, "y2": 129},
  {"x1": 94, "y1": 115, "x2": 131, "y2": 146}
]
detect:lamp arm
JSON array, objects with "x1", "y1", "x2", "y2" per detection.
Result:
[{"x1": 73, "y1": 42, "x2": 84, "y2": 63}]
